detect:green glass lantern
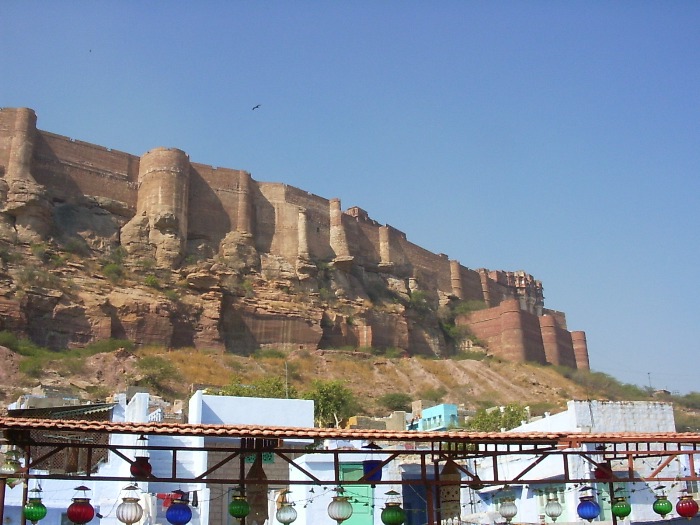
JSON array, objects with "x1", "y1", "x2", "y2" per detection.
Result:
[
  {"x1": 24, "y1": 489, "x2": 48, "y2": 525},
  {"x1": 611, "y1": 497, "x2": 632, "y2": 520},
  {"x1": 381, "y1": 503, "x2": 406, "y2": 525},
  {"x1": 653, "y1": 495, "x2": 673, "y2": 518},
  {"x1": 228, "y1": 496, "x2": 251, "y2": 519}
]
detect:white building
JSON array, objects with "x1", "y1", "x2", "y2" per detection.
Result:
[
  {"x1": 463, "y1": 400, "x2": 684, "y2": 525},
  {"x1": 2, "y1": 391, "x2": 314, "y2": 525}
]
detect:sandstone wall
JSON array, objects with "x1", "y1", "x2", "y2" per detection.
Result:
[
  {"x1": 187, "y1": 163, "x2": 247, "y2": 250},
  {"x1": 33, "y1": 132, "x2": 139, "y2": 206},
  {"x1": 461, "y1": 299, "x2": 553, "y2": 365},
  {"x1": 539, "y1": 313, "x2": 577, "y2": 367}
]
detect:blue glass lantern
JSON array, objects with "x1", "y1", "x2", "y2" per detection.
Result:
[
  {"x1": 166, "y1": 491, "x2": 192, "y2": 525},
  {"x1": 577, "y1": 496, "x2": 601, "y2": 523}
]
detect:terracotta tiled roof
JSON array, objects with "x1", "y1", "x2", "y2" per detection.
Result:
[{"x1": 1, "y1": 417, "x2": 698, "y2": 447}]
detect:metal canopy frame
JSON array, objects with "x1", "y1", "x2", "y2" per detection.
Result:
[{"x1": 1, "y1": 417, "x2": 699, "y2": 524}]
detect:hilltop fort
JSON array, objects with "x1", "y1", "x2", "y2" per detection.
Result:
[{"x1": 0, "y1": 107, "x2": 589, "y2": 368}]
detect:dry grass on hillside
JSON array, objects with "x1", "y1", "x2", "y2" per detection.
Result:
[{"x1": 121, "y1": 347, "x2": 587, "y2": 416}]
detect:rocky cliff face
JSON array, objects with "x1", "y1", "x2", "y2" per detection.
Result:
[{"x1": 0, "y1": 107, "x2": 588, "y2": 367}]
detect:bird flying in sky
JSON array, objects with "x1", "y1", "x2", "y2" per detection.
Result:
[{"x1": 252, "y1": 104, "x2": 261, "y2": 110}]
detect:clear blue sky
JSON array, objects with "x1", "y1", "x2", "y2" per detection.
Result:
[{"x1": 2, "y1": 3, "x2": 699, "y2": 394}]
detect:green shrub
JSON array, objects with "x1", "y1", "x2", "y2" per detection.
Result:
[
  {"x1": 163, "y1": 289, "x2": 180, "y2": 302},
  {"x1": 418, "y1": 387, "x2": 447, "y2": 403},
  {"x1": 553, "y1": 367, "x2": 649, "y2": 400},
  {"x1": 253, "y1": 348, "x2": 286, "y2": 359},
  {"x1": 144, "y1": 274, "x2": 160, "y2": 289},
  {"x1": 82, "y1": 338, "x2": 134, "y2": 355},
  {"x1": 0, "y1": 331, "x2": 19, "y2": 352},
  {"x1": 104, "y1": 246, "x2": 127, "y2": 265},
  {"x1": 453, "y1": 349, "x2": 487, "y2": 361},
  {"x1": 102, "y1": 263, "x2": 125, "y2": 283},
  {"x1": 0, "y1": 245, "x2": 20, "y2": 264},
  {"x1": 18, "y1": 266, "x2": 61, "y2": 289},
  {"x1": 407, "y1": 290, "x2": 432, "y2": 313},
  {"x1": 466, "y1": 403, "x2": 529, "y2": 431},
  {"x1": 30, "y1": 243, "x2": 49, "y2": 262},
  {"x1": 672, "y1": 392, "x2": 700, "y2": 410},
  {"x1": 19, "y1": 357, "x2": 45, "y2": 378},
  {"x1": 62, "y1": 237, "x2": 91, "y2": 256},
  {"x1": 378, "y1": 393, "x2": 413, "y2": 412},
  {"x1": 136, "y1": 258, "x2": 156, "y2": 270},
  {"x1": 370, "y1": 347, "x2": 404, "y2": 358},
  {"x1": 319, "y1": 287, "x2": 335, "y2": 302},
  {"x1": 136, "y1": 355, "x2": 179, "y2": 389},
  {"x1": 15, "y1": 338, "x2": 48, "y2": 357},
  {"x1": 452, "y1": 300, "x2": 488, "y2": 316}
]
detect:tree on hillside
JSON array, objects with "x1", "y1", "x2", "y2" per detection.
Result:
[
  {"x1": 303, "y1": 380, "x2": 358, "y2": 427},
  {"x1": 378, "y1": 393, "x2": 412, "y2": 412},
  {"x1": 217, "y1": 376, "x2": 298, "y2": 399},
  {"x1": 466, "y1": 403, "x2": 529, "y2": 432}
]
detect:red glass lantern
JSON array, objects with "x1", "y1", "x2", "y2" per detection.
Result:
[
  {"x1": 130, "y1": 456, "x2": 152, "y2": 479},
  {"x1": 67, "y1": 486, "x2": 95, "y2": 525},
  {"x1": 593, "y1": 464, "x2": 613, "y2": 480},
  {"x1": 130, "y1": 435, "x2": 152, "y2": 479},
  {"x1": 676, "y1": 496, "x2": 699, "y2": 519}
]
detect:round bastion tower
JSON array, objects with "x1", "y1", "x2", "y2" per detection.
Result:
[{"x1": 121, "y1": 147, "x2": 190, "y2": 267}]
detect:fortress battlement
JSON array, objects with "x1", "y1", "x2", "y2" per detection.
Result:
[{"x1": 0, "y1": 107, "x2": 589, "y2": 368}]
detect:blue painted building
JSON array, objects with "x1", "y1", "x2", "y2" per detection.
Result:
[{"x1": 408, "y1": 403, "x2": 459, "y2": 431}]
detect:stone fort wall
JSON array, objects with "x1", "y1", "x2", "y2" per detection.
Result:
[{"x1": 0, "y1": 107, "x2": 589, "y2": 369}]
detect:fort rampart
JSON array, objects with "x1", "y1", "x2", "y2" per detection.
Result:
[{"x1": 0, "y1": 107, "x2": 589, "y2": 368}]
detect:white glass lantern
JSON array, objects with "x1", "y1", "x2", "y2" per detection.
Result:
[
  {"x1": 116, "y1": 485, "x2": 144, "y2": 525},
  {"x1": 328, "y1": 488, "x2": 353, "y2": 525},
  {"x1": 499, "y1": 498, "x2": 518, "y2": 524},
  {"x1": 276, "y1": 503, "x2": 297, "y2": 525},
  {"x1": 545, "y1": 495, "x2": 563, "y2": 522}
]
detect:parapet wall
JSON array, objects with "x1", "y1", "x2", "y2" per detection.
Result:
[
  {"x1": 460, "y1": 299, "x2": 589, "y2": 368},
  {"x1": 0, "y1": 107, "x2": 587, "y2": 367}
]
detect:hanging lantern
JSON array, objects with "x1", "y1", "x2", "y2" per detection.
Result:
[
  {"x1": 328, "y1": 488, "x2": 354, "y2": 525},
  {"x1": 653, "y1": 495, "x2": 673, "y2": 518},
  {"x1": 381, "y1": 503, "x2": 406, "y2": 525},
  {"x1": 67, "y1": 486, "x2": 95, "y2": 525},
  {"x1": 24, "y1": 488, "x2": 48, "y2": 525},
  {"x1": 499, "y1": 498, "x2": 518, "y2": 524},
  {"x1": 593, "y1": 464, "x2": 613, "y2": 481},
  {"x1": 228, "y1": 496, "x2": 251, "y2": 519},
  {"x1": 676, "y1": 495, "x2": 699, "y2": 519},
  {"x1": 116, "y1": 486, "x2": 144, "y2": 525},
  {"x1": 381, "y1": 491, "x2": 405, "y2": 525},
  {"x1": 544, "y1": 495, "x2": 563, "y2": 522},
  {"x1": 577, "y1": 496, "x2": 601, "y2": 523},
  {"x1": 440, "y1": 460, "x2": 461, "y2": 519},
  {"x1": 130, "y1": 435, "x2": 152, "y2": 480},
  {"x1": 165, "y1": 491, "x2": 192, "y2": 525},
  {"x1": 0, "y1": 448, "x2": 21, "y2": 475},
  {"x1": 275, "y1": 490, "x2": 297, "y2": 525},
  {"x1": 276, "y1": 502, "x2": 298, "y2": 525},
  {"x1": 362, "y1": 442, "x2": 383, "y2": 483},
  {"x1": 611, "y1": 497, "x2": 632, "y2": 520}
]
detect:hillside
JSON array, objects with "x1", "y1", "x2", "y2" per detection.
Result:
[
  {"x1": 0, "y1": 340, "x2": 587, "y2": 414},
  {"x1": 5, "y1": 341, "x2": 700, "y2": 431}
]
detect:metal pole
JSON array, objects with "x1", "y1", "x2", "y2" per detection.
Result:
[{"x1": 0, "y1": 477, "x2": 6, "y2": 525}]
